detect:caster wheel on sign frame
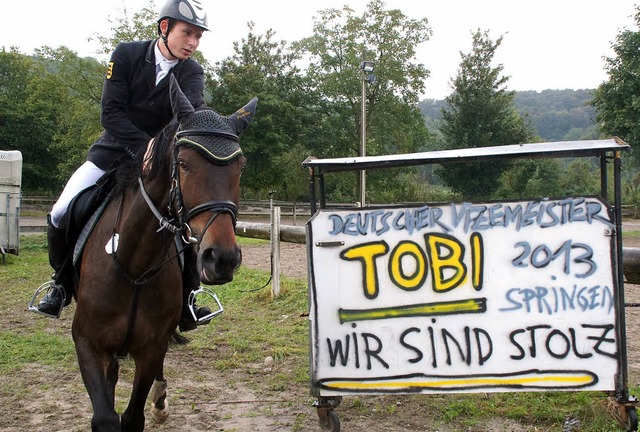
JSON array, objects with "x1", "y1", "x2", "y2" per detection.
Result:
[
  {"x1": 625, "y1": 407, "x2": 638, "y2": 432},
  {"x1": 319, "y1": 409, "x2": 340, "y2": 432},
  {"x1": 605, "y1": 395, "x2": 639, "y2": 431}
]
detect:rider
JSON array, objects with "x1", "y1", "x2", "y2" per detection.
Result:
[{"x1": 35, "y1": 0, "x2": 213, "y2": 331}]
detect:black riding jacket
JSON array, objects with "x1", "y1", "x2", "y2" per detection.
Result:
[{"x1": 86, "y1": 39, "x2": 205, "y2": 170}]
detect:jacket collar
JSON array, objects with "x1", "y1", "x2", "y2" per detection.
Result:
[
  {"x1": 145, "y1": 40, "x2": 158, "y2": 89},
  {"x1": 145, "y1": 39, "x2": 185, "y2": 90}
]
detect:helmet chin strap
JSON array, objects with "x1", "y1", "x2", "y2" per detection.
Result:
[{"x1": 161, "y1": 33, "x2": 178, "y2": 60}]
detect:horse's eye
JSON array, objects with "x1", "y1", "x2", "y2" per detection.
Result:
[{"x1": 178, "y1": 160, "x2": 189, "y2": 171}]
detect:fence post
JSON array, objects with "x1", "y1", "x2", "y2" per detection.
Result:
[
  {"x1": 271, "y1": 206, "x2": 281, "y2": 297},
  {"x1": 293, "y1": 202, "x2": 297, "y2": 226}
]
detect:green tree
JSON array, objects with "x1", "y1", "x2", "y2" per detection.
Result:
[
  {"x1": 208, "y1": 24, "x2": 314, "y2": 200},
  {"x1": 495, "y1": 159, "x2": 563, "y2": 200},
  {"x1": 437, "y1": 29, "x2": 536, "y2": 201},
  {"x1": 91, "y1": 1, "x2": 158, "y2": 55},
  {"x1": 558, "y1": 159, "x2": 600, "y2": 196},
  {"x1": 496, "y1": 157, "x2": 600, "y2": 201},
  {"x1": 36, "y1": 46, "x2": 104, "y2": 104},
  {"x1": 35, "y1": 47, "x2": 104, "y2": 181},
  {"x1": 294, "y1": 0, "x2": 431, "y2": 156},
  {"x1": 591, "y1": 6, "x2": 640, "y2": 163},
  {"x1": 274, "y1": 144, "x2": 313, "y2": 203},
  {"x1": 293, "y1": 0, "x2": 433, "y2": 203},
  {"x1": 0, "y1": 49, "x2": 75, "y2": 193}
]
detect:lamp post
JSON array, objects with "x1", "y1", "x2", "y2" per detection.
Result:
[{"x1": 359, "y1": 60, "x2": 375, "y2": 207}]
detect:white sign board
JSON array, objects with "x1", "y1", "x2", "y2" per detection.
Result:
[{"x1": 307, "y1": 197, "x2": 620, "y2": 396}]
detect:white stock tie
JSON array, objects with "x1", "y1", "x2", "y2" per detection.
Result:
[{"x1": 155, "y1": 60, "x2": 173, "y2": 85}]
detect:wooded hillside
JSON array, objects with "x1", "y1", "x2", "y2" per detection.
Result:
[{"x1": 420, "y1": 89, "x2": 598, "y2": 142}]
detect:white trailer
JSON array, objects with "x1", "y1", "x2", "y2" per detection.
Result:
[{"x1": 0, "y1": 150, "x2": 22, "y2": 263}]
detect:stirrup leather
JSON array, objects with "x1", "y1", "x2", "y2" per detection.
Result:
[
  {"x1": 187, "y1": 286, "x2": 223, "y2": 323},
  {"x1": 28, "y1": 281, "x2": 66, "y2": 319}
]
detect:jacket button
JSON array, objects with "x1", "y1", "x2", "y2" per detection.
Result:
[{"x1": 149, "y1": 101, "x2": 154, "y2": 106}]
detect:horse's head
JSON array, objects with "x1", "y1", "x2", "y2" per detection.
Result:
[{"x1": 169, "y1": 76, "x2": 255, "y2": 284}]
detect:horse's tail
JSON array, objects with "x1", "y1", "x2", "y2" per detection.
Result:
[{"x1": 169, "y1": 331, "x2": 190, "y2": 345}]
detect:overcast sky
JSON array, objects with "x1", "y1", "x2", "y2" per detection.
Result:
[{"x1": 2, "y1": 0, "x2": 637, "y2": 99}]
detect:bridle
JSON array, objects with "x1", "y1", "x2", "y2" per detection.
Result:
[{"x1": 141, "y1": 129, "x2": 241, "y2": 246}]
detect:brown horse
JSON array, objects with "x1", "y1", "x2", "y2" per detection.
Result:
[{"x1": 72, "y1": 76, "x2": 255, "y2": 431}]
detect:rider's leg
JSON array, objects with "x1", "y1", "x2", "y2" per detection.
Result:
[
  {"x1": 36, "y1": 214, "x2": 74, "y2": 316},
  {"x1": 178, "y1": 244, "x2": 213, "y2": 332},
  {"x1": 37, "y1": 161, "x2": 106, "y2": 316},
  {"x1": 50, "y1": 161, "x2": 107, "y2": 228}
]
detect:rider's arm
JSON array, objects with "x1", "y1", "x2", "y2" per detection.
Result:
[{"x1": 100, "y1": 42, "x2": 152, "y2": 159}]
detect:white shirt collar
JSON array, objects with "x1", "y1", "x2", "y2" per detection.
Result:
[{"x1": 154, "y1": 40, "x2": 178, "y2": 68}]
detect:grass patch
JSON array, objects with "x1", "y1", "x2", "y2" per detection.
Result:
[
  {"x1": 191, "y1": 264, "x2": 309, "y2": 382},
  {"x1": 237, "y1": 236, "x2": 270, "y2": 246},
  {"x1": 435, "y1": 391, "x2": 613, "y2": 429},
  {"x1": 0, "y1": 331, "x2": 76, "y2": 369}
]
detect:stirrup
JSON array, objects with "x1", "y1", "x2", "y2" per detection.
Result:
[
  {"x1": 187, "y1": 286, "x2": 224, "y2": 323},
  {"x1": 28, "y1": 281, "x2": 66, "y2": 319}
]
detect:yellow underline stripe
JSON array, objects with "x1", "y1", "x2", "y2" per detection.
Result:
[
  {"x1": 323, "y1": 373, "x2": 595, "y2": 390},
  {"x1": 339, "y1": 298, "x2": 486, "y2": 323}
]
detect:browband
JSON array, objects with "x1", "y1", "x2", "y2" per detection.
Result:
[{"x1": 176, "y1": 129, "x2": 239, "y2": 142}]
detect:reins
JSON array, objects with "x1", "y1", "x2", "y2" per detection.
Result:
[{"x1": 109, "y1": 191, "x2": 183, "y2": 287}]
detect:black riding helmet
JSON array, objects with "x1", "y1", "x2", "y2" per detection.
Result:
[
  {"x1": 158, "y1": 0, "x2": 209, "y2": 31},
  {"x1": 157, "y1": 0, "x2": 209, "y2": 57}
]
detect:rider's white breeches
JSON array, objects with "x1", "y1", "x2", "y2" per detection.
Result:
[{"x1": 50, "y1": 161, "x2": 106, "y2": 228}]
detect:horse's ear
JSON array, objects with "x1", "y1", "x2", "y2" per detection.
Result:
[
  {"x1": 169, "y1": 75, "x2": 195, "y2": 122},
  {"x1": 229, "y1": 97, "x2": 258, "y2": 135}
]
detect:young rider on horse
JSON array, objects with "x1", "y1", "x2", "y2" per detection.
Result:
[{"x1": 36, "y1": 0, "x2": 213, "y2": 331}]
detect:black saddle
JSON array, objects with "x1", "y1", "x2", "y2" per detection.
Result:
[{"x1": 58, "y1": 169, "x2": 118, "y2": 264}]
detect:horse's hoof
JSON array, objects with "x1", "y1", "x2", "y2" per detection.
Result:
[
  {"x1": 149, "y1": 379, "x2": 169, "y2": 423},
  {"x1": 151, "y1": 400, "x2": 169, "y2": 423}
]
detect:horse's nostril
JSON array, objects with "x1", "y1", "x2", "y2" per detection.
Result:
[{"x1": 200, "y1": 246, "x2": 242, "y2": 284}]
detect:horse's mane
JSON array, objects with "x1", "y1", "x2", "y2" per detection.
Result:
[{"x1": 112, "y1": 119, "x2": 180, "y2": 194}]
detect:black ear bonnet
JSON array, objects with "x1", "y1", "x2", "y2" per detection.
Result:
[
  {"x1": 176, "y1": 109, "x2": 244, "y2": 165},
  {"x1": 170, "y1": 76, "x2": 257, "y2": 165}
]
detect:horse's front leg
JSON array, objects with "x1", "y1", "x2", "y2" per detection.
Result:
[
  {"x1": 120, "y1": 347, "x2": 168, "y2": 432},
  {"x1": 106, "y1": 354, "x2": 119, "y2": 409},
  {"x1": 73, "y1": 336, "x2": 121, "y2": 432}
]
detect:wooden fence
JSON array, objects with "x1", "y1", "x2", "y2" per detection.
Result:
[{"x1": 19, "y1": 197, "x2": 640, "y2": 289}]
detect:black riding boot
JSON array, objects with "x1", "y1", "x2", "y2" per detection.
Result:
[
  {"x1": 37, "y1": 215, "x2": 74, "y2": 317},
  {"x1": 178, "y1": 245, "x2": 213, "y2": 332}
]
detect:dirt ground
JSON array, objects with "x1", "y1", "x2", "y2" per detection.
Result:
[{"x1": 4, "y1": 240, "x2": 640, "y2": 432}]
